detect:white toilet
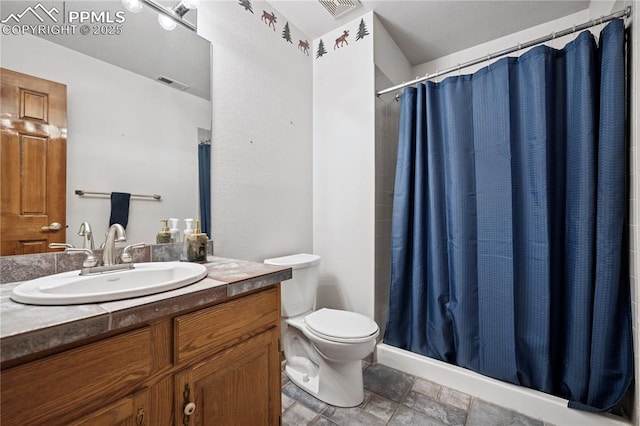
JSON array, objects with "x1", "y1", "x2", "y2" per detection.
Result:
[{"x1": 264, "y1": 253, "x2": 379, "y2": 407}]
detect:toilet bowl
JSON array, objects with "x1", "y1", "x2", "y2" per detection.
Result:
[{"x1": 264, "y1": 253, "x2": 379, "y2": 407}]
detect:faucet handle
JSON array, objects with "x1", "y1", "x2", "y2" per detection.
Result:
[
  {"x1": 65, "y1": 248, "x2": 99, "y2": 268},
  {"x1": 77, "y1": 222, "x2": 94, "y2": 250},
  {"x1": 120, "y1": 243, "x2": 145, "y2": 264},
  {"x1": 49, "y1": 243, "x2": 75, "y2": 250}
]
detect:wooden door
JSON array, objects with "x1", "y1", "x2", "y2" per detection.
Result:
[
  {"x1": 0, "y1": 68, "x2": 67, "y2": 255},
  {"x1": 175, "y1": 328, "x2": 281, "y2": 426}
]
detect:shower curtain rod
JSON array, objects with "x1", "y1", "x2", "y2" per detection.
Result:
[{"x1": 376, "y1": 6, "x2": 632, "y2": 97}]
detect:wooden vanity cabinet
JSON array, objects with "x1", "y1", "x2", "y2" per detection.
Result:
[{"x1": 0, "y1": 285, "x2": 281, "y2": 426}]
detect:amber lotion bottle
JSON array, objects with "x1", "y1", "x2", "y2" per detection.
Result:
[
  {"x1": 156, "y1": 219, "x2": 171, "y2": 244},
  {"x1": 186, "y1": 219, "x2": 207, "y2": 262}
]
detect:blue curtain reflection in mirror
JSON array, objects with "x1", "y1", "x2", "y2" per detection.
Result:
[{"x1": 198, "y1": 128, "x2": 211, "y2": 238}]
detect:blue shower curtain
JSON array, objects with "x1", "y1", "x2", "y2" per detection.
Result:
[{"x1": 384, "y1": 20, "x2": 631, "y2": 412}]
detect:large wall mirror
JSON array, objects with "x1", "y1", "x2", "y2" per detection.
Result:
[{"x1": 1, "y1": 0, "x2": 212, "y2": 252}]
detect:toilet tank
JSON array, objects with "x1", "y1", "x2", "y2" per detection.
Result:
[{"x1": 264, "y1": 253, "x2": 321, "y2": 317}]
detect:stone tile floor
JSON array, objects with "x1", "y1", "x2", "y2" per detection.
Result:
[{"x1": 281, "y1": 363, "x2": 553, "y2": 426}]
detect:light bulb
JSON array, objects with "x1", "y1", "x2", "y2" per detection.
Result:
[
  {"x1": 122, "y1": 0, "x2": 143, "y2": 13},
  {"x1": 158, "y1": 13, "x2": 177, "y2": 31},
  {"x1": 180, "y1": 0, "x2": 198, "y2": 9}
]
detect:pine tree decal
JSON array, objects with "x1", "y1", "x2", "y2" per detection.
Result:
[
  {"x1": 238, "y1": 0, "x2": 253, "y2": 13},
  {"x1": 316, "y1": 39, "x2": 327, "y2": 58},
  {"x1": 282, "y1": 22, "x2": 292, "y2": 43},
  {"x1": 356, "y1": 18, "x2": 369, "y2": 41}
]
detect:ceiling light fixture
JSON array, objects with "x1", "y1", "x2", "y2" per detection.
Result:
[
  {"x1": 155, "y1": 0, "x2": 195, "y2": 31},
  {"x1": 122, "y1": 0, "x2": 197, "y2": 32},
  {"x1": 122, "y1": 0, "x2": 143, "y2": 13},
  {"x1": 158, "y1": 12, "x2": 178, "y2": 31}
]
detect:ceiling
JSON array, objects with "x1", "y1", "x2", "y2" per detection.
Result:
[{"x1": 271, "y1": 0, "x2": 592, "y2": 66}]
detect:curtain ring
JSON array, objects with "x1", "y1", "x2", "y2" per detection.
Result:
[
  {"x1": 552, "y1": 31, "x2": 556, "y2": 40},
  {"x1": 517, "y1": 43, "x2": 522, "y2": 51},
  {"x1": 457, "y1": 63, "x2": 461, "y2": 76}
]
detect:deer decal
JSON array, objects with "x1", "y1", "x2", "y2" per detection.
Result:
[
  {"x1": 261, "y1": 10, "x2": 277, "y2": 31},
  {"x1": 334, "y1": 30, "x2": 349, "y2": 49},
  {"x1": 298, "y1": 40, "x2": 310, "y2": 55}
]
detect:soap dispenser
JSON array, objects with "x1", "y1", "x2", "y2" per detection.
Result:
[
  {"x1": 156, "y1": 219, "x2": 171, "y2": 244},
  {"x1": 181, "y1": 218, "x2": 194, "y2": 260},
  {"x1": 183, "y1": 218, "x2": 194, "y2": 241},
  {"x1": 186, "y1": 219, "x2": 207, "y2": 262},
  {"x1": 169, "y1": 218, "x2": 181, "y2": 243}
]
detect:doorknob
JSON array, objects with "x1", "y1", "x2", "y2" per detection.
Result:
[{"x1": 41, "y1": 222, "x2": 62, "y2": 232}]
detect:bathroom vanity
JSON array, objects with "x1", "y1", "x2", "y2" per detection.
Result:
[{"x1": 0, "y1": 256, "x2": 291, "y2": 425}]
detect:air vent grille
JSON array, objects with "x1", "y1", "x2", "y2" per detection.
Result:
[
  {"x1": 156, "y1": 75, "x2": 190, "y2": 91},
  {"x1": 318, "y1": 0, "x2": 361, "y2": 18}
]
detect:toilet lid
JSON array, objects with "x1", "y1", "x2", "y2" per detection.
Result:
[
  {"x1": 305, "y1": 308, "x2": 379, "y2": 342},
  {"x1": 264, "y1": 253, "x2": 321, "y2": 270}
]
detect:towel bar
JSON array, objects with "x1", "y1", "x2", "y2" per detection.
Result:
[{"x1": 75, "y1": 189, "x2": 162, "y2": 200}]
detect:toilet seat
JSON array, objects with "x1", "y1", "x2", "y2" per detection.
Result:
[{"x1": 304, "y1": 308, "x2": 379, "y2": 344}]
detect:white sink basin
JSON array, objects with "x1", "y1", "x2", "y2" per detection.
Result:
[{"x1": 11, "y1": 261, "x2": 208, "y2": 305}]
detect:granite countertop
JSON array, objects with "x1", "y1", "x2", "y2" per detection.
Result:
[{"x1": 0, "y1": 256, "x2": 291, "y2": 364}]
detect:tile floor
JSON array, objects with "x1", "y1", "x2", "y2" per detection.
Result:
[{"x1": 281, "y1": 363, "x2": 552, "y2": 426}]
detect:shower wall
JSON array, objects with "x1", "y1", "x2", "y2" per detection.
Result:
[
  {"x1": 372, "y1": 16, "x2": 411, "y2": 339},
  {"x1": 374, "y1": 68, "x2": 400, "y2": 338}
]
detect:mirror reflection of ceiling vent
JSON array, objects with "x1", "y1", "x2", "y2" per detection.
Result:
[
  {"x1": 318, "y1": 0, "x2": 361, "y2": 18},
  {"x1": 156, "y1": 75, "x2": 190, "y2": 91}
]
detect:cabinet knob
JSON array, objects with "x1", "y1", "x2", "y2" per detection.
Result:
[{"x1": 183, "y1": 402, "x2": 196, "y2": 416}]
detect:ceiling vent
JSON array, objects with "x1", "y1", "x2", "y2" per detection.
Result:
[
  {"x1": 318, "y1": 0, "x2": 361, "y2": 19},
  {"x1": 156, "y1": 75, "x2": 190, "y2": 91}
]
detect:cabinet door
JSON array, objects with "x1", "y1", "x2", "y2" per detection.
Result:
[
  {"x1": 175, "y1": 327, "x2": 280, "y2": 426},
  {"x1": 69, "y1": 389, "x2": 149, "y2": 426},
  {"x1": 1, "y1": 328, "x2": 152, "y2": 425}
]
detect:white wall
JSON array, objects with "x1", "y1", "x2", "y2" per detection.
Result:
[
  {"x1": 1, "y1": 34, "x2": 210, "y2": 247},
  {"x1": 313, "y1": 12, "x2": 376, "y2": 317},
  {"x1": 196, "y1": 1, "x2": 313, "y2": 262},
  {"x1": 373, "y1": 15, "x2": 412, "y2": 90},
  {"x1": 412, "y1": 9, "x2": 591, "y2": 78}
]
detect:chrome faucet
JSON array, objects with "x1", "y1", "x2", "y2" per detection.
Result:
[
  {"x1": 103, "y1": 223, "x2": 127, "y2": 266},
  {"x1": 49, "y1": 225, "x2": 145, "y2": 275},
  {"x1": 78, "y1": 222, "x2": 94, "y2": 249}
]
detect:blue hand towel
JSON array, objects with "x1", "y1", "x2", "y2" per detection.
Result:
[{"x1": 109, "y1": 192, "x2": 131, "y2": 229}]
